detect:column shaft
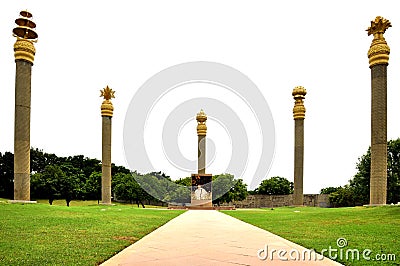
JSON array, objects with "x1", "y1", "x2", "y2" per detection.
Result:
[
  {"x1": 370, "y1": 64, "x2": 387, "y2": 205},
  {"x1": 198, "y1": 135, "x2": 206, "y2": 174},
  {"x1": 14, "y1": 60, "x2": 32, "y2": 201},
  {"x1": 102, "y1": 116, "x2": 112, "y2": 204},
  {"x1": 293, "y1": 119, "x2": 304, "y2": 206}
]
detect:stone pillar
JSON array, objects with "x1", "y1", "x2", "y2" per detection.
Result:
[
  {"x1": 367, "y1": 17, "x2": 391, "y2": 205},
  {"x1": 12, "y1": 11, "x2": 38, "y2": 202},
  {"x1": 100, "y1": 86, "x2": 115, "y2": 205},
  {"x1": 196, "y1": 109, "x2": 207, "y2": 174},
  {"x1": 191, "y1": 109, "x2": 212, "y2": 208},
  {"x1": 292, "y1": 86, "x2": 307, "y2": 206}
]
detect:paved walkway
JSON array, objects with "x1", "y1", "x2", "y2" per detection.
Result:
[{"x1": 101, "y1": 210, "x2": 342, "y2": 265}]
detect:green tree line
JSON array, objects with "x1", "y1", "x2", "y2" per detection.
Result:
[
  {"x1": 1, "y1": 148, "x2": 296, "y2": 207},
  {"x1": 0, "y1": 148, "x2": 157, "y2": 206}
]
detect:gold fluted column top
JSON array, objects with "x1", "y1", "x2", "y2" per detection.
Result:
[
  {"x1": 100, "y1": 86, "x2": 115, "y2": 117},
  {"x1": 196, "y1": 109, "x2": 207, "y2": 136},
  {"x1": 367, "y1": 16, "x2": 391, "y2": 68},
  {"x1": 292, "y1": 86, "x2": 307, "y2": 120},
  {"x1": 13, "y1": 11, "x2": 38, "y2": 64}
]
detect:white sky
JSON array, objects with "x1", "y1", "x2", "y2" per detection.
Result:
[{"x1": 1, "y1": 1, "x2": 400, "y2": 193}]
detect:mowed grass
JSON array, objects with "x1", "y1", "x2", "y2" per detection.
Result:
[
  {"x1": 222, "y1": 206, "x2": 400, "y2": 265},
  {"x1": 0, "y1": 199, "x2": 183, "y2": 265}
]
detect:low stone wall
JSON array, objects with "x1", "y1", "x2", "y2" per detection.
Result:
[{"x1": 222, "y1": 194, "x2": 331, "y2": 208}]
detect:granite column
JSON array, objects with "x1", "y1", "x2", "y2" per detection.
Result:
[
  {"x1": 367, "y1": 17, "x2": 391, "y2": 205},
  {"x1": 12, "y1": 11, "x2": 38, "y2": 202},
  {"x1": 100, "y1": 86, "x2": 115, "y2": 205},
  {"x1": 292, "y1": 86, "x2": 306, "y2": 206}
]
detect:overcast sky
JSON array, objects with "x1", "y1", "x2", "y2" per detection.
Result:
[{"x1": 1, "y1": 1, "x2": 399, "y2": 193}]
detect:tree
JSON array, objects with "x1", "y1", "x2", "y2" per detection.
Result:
[
  {"x1": 84, "y1": 171, "x2": 102, "y2": 203},
  {"x1": 255, "y1": 176, "x2": 293, "y2": 195},
  {"x1": 212, "y1": 174, "x2": 236, "y2": 205},
  {"x1": 212, "y1": 174, "x2": 248, "y2": 206},
  {"x1": 31, "y1": 148, "x2": 63, "y2": 174},
  {"x1": 167, "y1": 177, "x2": 192, "y2": 204},
  {"x1": 113, "y1": 172, "x2": 146, "y2": 207},
  {"x1": 328, "y1": 185, "x2": 357, "y2": 207},
  {"x1": 320, "y1": 187, "x2": 339, "y2": 194},
  {"x1": 30, "y1": 148, "x2": 46, "y2": 173},
  {"x1": 134, "y1": 173, "x2": 168, "y2": 203},
  {"x1": 67, "y1": 155, "x2": 101, "y2": 180},
  {"x1": 163, "y1": 182, "x2": 190, "y2": 204},
  {"x1": 59, "y1": 163, "x2": 85, "y2": 206},
  {"x1": 349, "y1": 148, "x2": 371, "y2": 205},
  {"x1": 0, "y1": 152, "x2": 14, "y2": 199},
  {"x1": 112, "y1": 164, "x2": 131, "y2": 176},
  {"x1": 175, "y1": 177, "x2": 191, "y2": 187},
  {"x1": 31, "y1": 165, "x2": 64, "y2": 205},
  {"x1": 387, "y1": 139, "x2": 400, "y2": 204},
  {"x1": 349, "y1": 138, "x2": 400, "y2": 205}
]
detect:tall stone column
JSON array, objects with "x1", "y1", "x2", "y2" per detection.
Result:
[
  {"x1": 100, "y1": 86, "x2": 115, "y2": 205},
  {"x1": 367, "y1": 17, "x2": 391, "y2": 205},
  {"x1": 197, "y1": 109, "x2": 207, "y2": 174},
  {"x1": 12, "y1": 11, "x2": 38, "y2": 202},
  {"x1": 292, "y1": 86, "x2": 306, "y2": 206},
  {"x1": 191, "y1": 109, "x2": 212, "y2": 208}
]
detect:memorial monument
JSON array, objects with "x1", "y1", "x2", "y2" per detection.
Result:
[
  {"x1": 292, "y1": 86, "x2": 306, "y2": 206},
  {"x1": 12, "y1": 11, "x2": 38, "y2": 202},
  {"x1": 191, "y1": 109, "x2": 212, "y2": 207},
  {"x1": 367, "y1": 16, "x2": 391, "y2": 205},
  {"x1": 100, "y1": 86, "x2": 115, "y2": 205}
]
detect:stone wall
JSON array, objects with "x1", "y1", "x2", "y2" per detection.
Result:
[{"x1": 222, "y1": 194, "x2": 331, "y2": 208}]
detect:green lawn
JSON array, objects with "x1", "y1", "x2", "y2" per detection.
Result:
[
  {"x1": 0, "y1": 200, "x2": 183, "y2": 265},
  {"x1": 2, "y1": 200, "x2": 399, "y2": 266},
  {"x1": 222, "y1": 206, "x2": 400, "y2": 265}
]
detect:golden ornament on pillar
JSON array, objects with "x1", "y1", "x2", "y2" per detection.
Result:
[
  {"x1": 367, "y1": 16, "x2": 391, "y2": 68},
  {"x1": 292, "y1": 86, "x2": 307, "y2": 120},
  {"x1": 196, "y1": 109, "x2": 207, "y2": 136},
  {"x1": 100, "y1": 86, "x2": 115, "y2": 117},
  {"x1": 13, "y1": 10, "x2": 38, "y2": 64}
]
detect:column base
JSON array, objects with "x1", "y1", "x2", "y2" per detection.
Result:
[
  {"x1": 191, "y1": 199, "x2": 213, "y2": 208},
  {"x1": 363, "y1": 204, "x2": 388, "y2": 207},
  {"x1": 8, "y1": 200, "x2": 37, "y2": 204},
  {"x1": 191, "y1": 173, "x2": 212, "y2": 209}
]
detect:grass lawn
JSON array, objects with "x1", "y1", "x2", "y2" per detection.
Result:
[
  {"x1": 222, "y1": 206, "x2": 400, "y2": 265},
  {"x1": 0, "y1": 199, "x2": 183, "y2": 265}
]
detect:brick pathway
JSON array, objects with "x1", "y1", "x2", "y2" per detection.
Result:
[{"x1": 100, "y1": 210, "x2": 342, "y2": 265}]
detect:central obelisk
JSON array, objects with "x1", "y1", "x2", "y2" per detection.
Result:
[
  {"x1": 191, "y1": 109, "x2": 212, "y2": 208},
  {"x1": 197, "y1": 109, "x2": 207, "y2": 174},
  {"x1": 12, "y1": 11, "x2": 38, "y2": 202},
  {"x1": 100, "y1": 86, "x2": 115, "y2": 205}
]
